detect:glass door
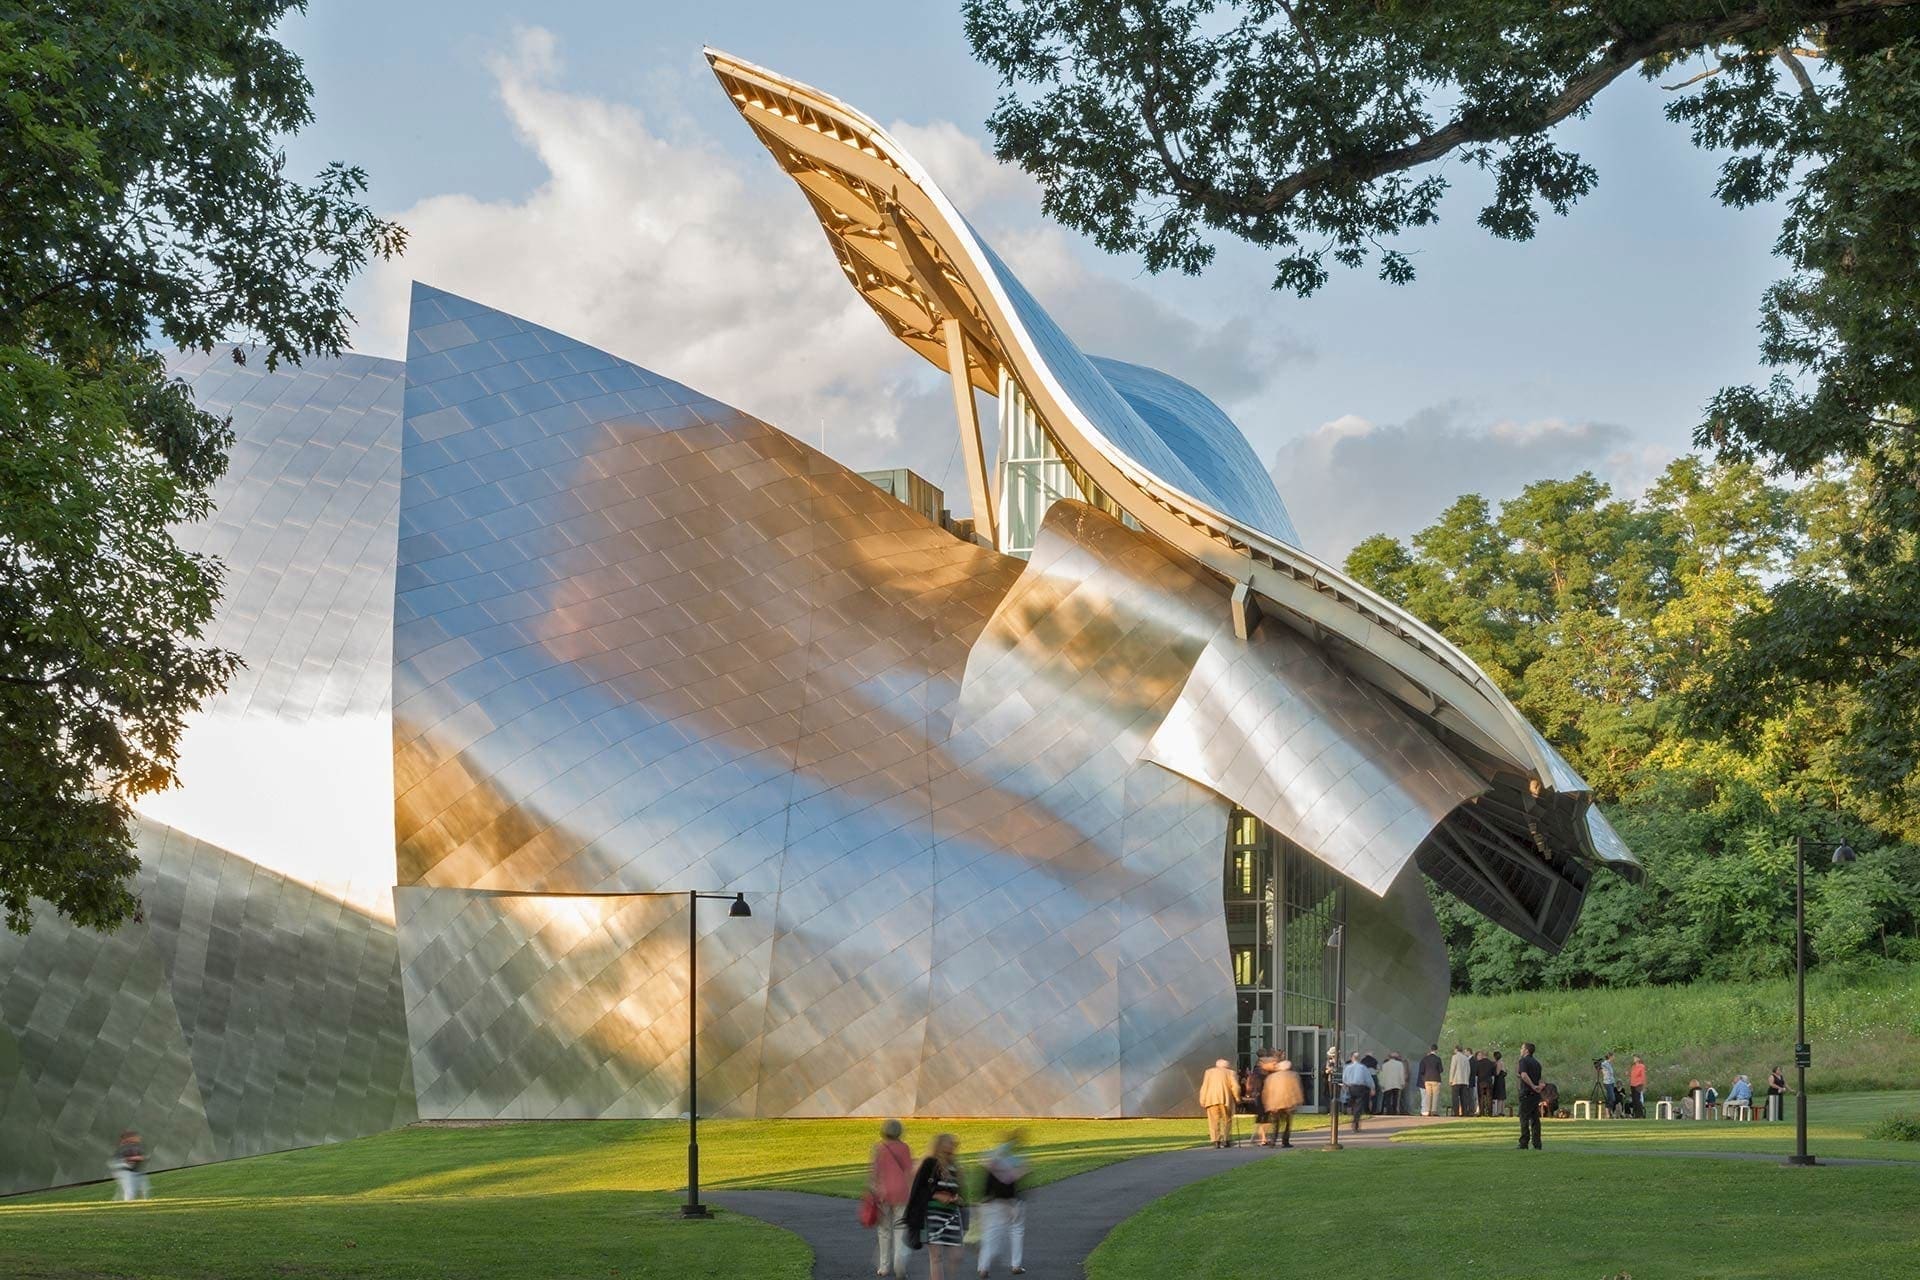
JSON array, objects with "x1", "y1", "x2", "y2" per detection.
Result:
[{"x1": 1286, "y1": 1025, "x2": 1328, "y2": 1111}]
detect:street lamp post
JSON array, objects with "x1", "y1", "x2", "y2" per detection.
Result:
[
  {"x1": 1326, "y1": 923, "x2": 1345, "y2": 1152},
  {"x1": 684, "y1": 890, "x2": 753, "y2": 1217},
  {"x1": 1787, "y1": 835, "x2": 1853, "y2": 1168}
]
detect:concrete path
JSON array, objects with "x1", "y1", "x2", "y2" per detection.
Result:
[{"x1": 710, "y1": 1114, "x2": 1431, "y2": 1280}]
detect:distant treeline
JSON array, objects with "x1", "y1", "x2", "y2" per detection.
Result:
[{"x1": 1346, "y1": 459, "x2": 1920, "y2": 994}]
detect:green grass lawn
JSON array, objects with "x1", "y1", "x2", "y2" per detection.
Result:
[
  {"x1": 0, "y1": 1114, "x2": 1254, "y2": 1278},
  {"x1": 1088, "y1": 1145, "x2": 1920, "y2": 1280},
  {"x1": 1441, "y1": 962, "x2": 1920, "y2": 1098},
  {"x1": 1393, "y1": 1089, "x2": 1920, "y2": 1162}
]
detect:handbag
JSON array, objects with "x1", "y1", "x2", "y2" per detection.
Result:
[{"x1": 859, "y1": 1191, "x2": 881, "y2": 1229}]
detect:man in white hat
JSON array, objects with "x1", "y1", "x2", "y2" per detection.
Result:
[{"x1": 1198, "y1": 1058, "x2": 1242, "y2": 1148}]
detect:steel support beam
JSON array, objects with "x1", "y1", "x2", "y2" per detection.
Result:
[{"x1": 942, "y1": 318, "x2": 996, "y2": 547}]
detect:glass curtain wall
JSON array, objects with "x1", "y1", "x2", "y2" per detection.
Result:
[
  {"x1": 1223, "y1": 807, "x2": 1348, "y2": 1106},
  {"x1": 1222, "y1": 810, "x2": 1275, "y2": 1068},
  {"x1": 997, "y1": 367, "x2": 1083, "y2": 559}
]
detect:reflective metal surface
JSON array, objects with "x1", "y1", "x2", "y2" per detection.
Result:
[
  {"x1": 707, "y1": 49, "x2": 1637, "y2": 942},
  {"x1": 0, "y1": 354, "x2": 416, "y2": 1194}
]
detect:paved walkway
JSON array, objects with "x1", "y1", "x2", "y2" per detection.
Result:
[
  {"x1": 713, "y1": 1114, "x2": 1915, "y2": 1279},
  {"x1": 710, "y1": 1114, "x2": 1432, "y2": 1280}
]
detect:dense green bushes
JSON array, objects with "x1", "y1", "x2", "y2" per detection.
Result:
[{"x1": 1347, "y1": 460, "x2": 1920, "y2": 994}]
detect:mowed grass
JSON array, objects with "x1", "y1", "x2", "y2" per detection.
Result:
[
  {"x1": 1441, "y1": 962, "x2": 1920, "y2": 1098},
  {"x1": 1393, "y1": 1089, "x2": 1920, "y2": 1162},
  {"x1": 1087, "y1": 1146, "x2": 1920, "y2": 1280},
  {"x1": 0, "y1": 1115, "x2": 1242, "y2": 1278}
]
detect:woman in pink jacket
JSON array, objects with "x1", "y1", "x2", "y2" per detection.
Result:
[{"x1": 868, "y1": 1118, "x2": 915, "y2": 1277}]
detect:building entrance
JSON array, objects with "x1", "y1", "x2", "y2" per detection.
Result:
[
  {"x1": 1224, "y1": 807, "x2": 1347, "y2": 1112},
  {"x1": 1285, "y1": 1025, "x2": 1329, "y2": 1112}
]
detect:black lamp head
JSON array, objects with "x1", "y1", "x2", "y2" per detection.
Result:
[
  {"x1": 728, "y1": 892, "x2": 752, "y2": 918},
  {"x1": 1831, "y1": 842, "x2": 1857, "y2": 865}
]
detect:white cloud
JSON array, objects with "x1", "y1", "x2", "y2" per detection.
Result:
[
  {"x1": 1271, "y1": 404, "x2": 1671, "y2": 563},
  {"x1": 353, "y1": 27, "x2": 942, "y2": 471},
  {"x1": 349, "y1": 29, "x2": 1311, "y2": 513}
]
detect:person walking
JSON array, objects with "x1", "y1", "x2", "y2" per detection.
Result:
[
  {"x1": 1360, "y1": 1051, "x2": 1381, "y2": 1114},
  {"x1": 1340, "y1": 1053, "x2": 1373, "y2": 1130},
  {"x1": 1261, "y1": 1055, "x2": 1305, "y2": 1147},
  {"x1": 1516, "y1": 1043, "x2": 1544, "y2": 1150},
  {"x1": 1448, "y1": 1044, "x2": 1473, "y2": 1117},
  {"x1": 1490, "y1": 1051, "x2": 1508, "y2": 1117},
  {"x1": 868, "y1": 1119, "x2": 915, "y2": 1277},
  {"x1": 1628, "y1": 1055, "x2": 1648, "y2": 1119},
  {"x1": 108, "y1": 1130, "x2": 149, "y2": 1201},
  {"x1": 977, "y1": 1130, "x2": 1028, "y2": 1278},
  {"x1": 1418, "y1": 1044, "x2": 1443, "y2": 1116},
  {"x1": 1377, "y1": 1051, "x2": 1407, "y2": 1116},
  {"x1": 1199, "y1": 1058, "x2": 1242, "y2": 1148},
  {"x1": 1249, "y1": 1052, "x2": 1277, "y2": 1146},
  {"x1": 1601, "y1": 1052, "x2": 1619, "y2": 1115},
  {"x1": 906, "y1": 1133, "x2": 967, "y2": 1280}
]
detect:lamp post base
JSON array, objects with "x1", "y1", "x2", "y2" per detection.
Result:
[
  {"x1": 1784, "y1": 1155, "x2": 1818, "y2": 1167},
  {"x1": 681, "y1": 1203, "x2": 714, "y2": 1218}
]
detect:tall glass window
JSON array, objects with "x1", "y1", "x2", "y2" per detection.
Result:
[
  {"x1": 997, "y1": 369, "x2": 1082, "y2": 559},
  {"x1": 1222, "y1": 808, "x2": 1347, "y2": 1103},
  {"x1": 1222, "y1": 810, "x2": 1275, "y2": 1067},
  {"x1": 1280, "y1": 840, "x2": 1343, "y2": 1032}
]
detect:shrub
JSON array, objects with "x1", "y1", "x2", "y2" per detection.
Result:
[{"x1": 1865, "y1": 1111, "x2": 1920, "y2": 1142}]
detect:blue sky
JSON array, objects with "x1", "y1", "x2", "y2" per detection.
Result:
[{"x1": 279, "y1": 1, "x2": 1786, "y2": 558}]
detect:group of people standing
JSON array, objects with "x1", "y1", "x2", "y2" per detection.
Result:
[
  {"x1": 1414, "y1": 1044, "x2": 1510, "y2": 1117},
  {"x1": 865, "y1": 1121, "x2": 1028, "y2": 1279}
]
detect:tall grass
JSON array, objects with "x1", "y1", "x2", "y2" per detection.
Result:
[{"x1": 1440, "y1": 961, "x2": 1920, "y2": 1098}]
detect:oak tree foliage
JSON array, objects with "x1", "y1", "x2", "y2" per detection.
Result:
[
  {"x1": 1349, "y1": 461, "x2": 1919, "y2": 992},
  {"x1": 964, "y1": 1, "x2": 1920, "y2": 818},
  {"x1": 0, "y1": 1, "x2": 404, "y2": 932}
]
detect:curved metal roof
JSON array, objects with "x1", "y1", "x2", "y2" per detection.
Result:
[
  {"x1": 966, "y1": 233, "x2": 1301, "y2": 546},
  {"x1": 706, "y1": 49, "x2": 1639, "y2": 907}
]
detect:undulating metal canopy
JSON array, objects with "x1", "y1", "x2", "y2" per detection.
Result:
[{"x1": 708, "y1": 48, "x2": 1638, "y2": 950}]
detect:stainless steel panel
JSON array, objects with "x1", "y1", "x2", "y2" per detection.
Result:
[
  {"x1": 1145, "y1": 620, "x2": 1487, "y2": 896},
  {"x1": 0, "y1": 353, "x2": 416, "y2": 1194}
]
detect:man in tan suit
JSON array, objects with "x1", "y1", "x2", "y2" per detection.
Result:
[{"x1": 1199, "y1": 1058, "x2": 1242, "y2": 1148}]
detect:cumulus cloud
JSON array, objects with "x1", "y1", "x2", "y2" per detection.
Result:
[
  {"x1": 1272, "y1": 403, "x2": 1673, "y2": 563},
  {"x1": 350, "y1": 29, "x2": 1309, "y2": 511},
  {"x1": 354, "y1": 28, "x2": 949, "y2": 476}
]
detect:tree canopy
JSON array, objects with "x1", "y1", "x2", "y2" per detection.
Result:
[
  {"x1": 0, "y1": 1, "x2": 403, "y2": 932},
  {"x1": 964, "y1": 0, "x2": 1920, "y2": 826},
  {"x1": 1349, "y1": 460, "x2": 1919, "y2": 992}
]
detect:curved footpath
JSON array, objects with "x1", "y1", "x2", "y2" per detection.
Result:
[
  {"x1": 712, "y1": 1115, "x2": 1910, "y2": 1280},
  {"x1": 710, "y1": 1115, "x2": 1424, "y2": 1280}
]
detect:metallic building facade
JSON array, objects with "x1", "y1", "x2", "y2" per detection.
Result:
[
  {"x1": 0, "y1": 55, "x2": 1636, "y2": 1194},
  {"x1": 0, "y1": 353, "x2": 417, "y2": 1195}
]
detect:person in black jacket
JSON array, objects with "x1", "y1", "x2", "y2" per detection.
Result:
[
  {"x1": 1516, "y1": 1043, "x2": 1545, "y2": 1150},
  {"x1": 1473, "y1": 1050, "x2": 1496, "y2": 1116},
  {"x1": 1418, "y1": 1045, "x2": 1444, "y2": 1116},
  {"x1": 904, "y1": 1133, "x2": 966, "y2": 1278}
]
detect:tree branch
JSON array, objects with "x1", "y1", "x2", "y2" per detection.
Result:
[
  {"x1": 1247, "y1": 0, "x2": 1916, "y2": 215},
  {"x1": 1778, "y1": 48, "x2": 1821, "y2": 106}
]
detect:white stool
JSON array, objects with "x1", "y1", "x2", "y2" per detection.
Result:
[
  {"x1": 1726, "y1": 1102, "x2": 1753, "y2": 1121},
  {"x1": 1572, "y1": 1100, "x2": 1592, "y2": 1120},
  {"x1": 1655, "y1": 1099, "x2": 1675, "y2": 1119}
]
